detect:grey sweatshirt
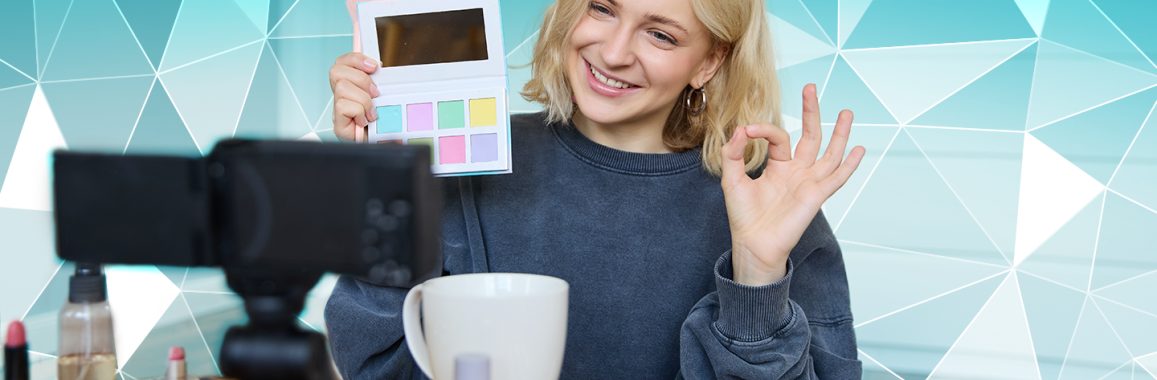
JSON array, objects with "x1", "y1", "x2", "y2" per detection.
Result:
[{"x1": 324, "y1": 112, "x2": 862, "y2": 379}]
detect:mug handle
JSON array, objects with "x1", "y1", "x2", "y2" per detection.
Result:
[{"x1": 402, "y1": 284, "x2": 434, "y2": 378}]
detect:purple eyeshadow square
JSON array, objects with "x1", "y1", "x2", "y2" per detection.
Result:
[
  {"x1": 406, "y1": 103, "x2": 433, "y2": 131},
  {"x1": 470, "y1": 133, "x2": 498, "y2": 163}
]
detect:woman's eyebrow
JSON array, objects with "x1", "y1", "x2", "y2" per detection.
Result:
[
  {"x1": 604, "y1": 0, "x2": 690, "y2": 35},
  {"x1": 644, "y1": 13, "x2": 689, "y2": 35}
]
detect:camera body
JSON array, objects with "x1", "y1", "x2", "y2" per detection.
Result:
[{"x1": 53, "y1": 139, "x2": 442, "y2": 287}]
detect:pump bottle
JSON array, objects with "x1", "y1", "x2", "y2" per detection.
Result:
[{"x1": 58, "y1": 263, "x2": 117, "y2": 380}]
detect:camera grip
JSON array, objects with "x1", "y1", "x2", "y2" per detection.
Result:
[{"x1": 402, "y1": 284, "x2": 434, "y2": 378}]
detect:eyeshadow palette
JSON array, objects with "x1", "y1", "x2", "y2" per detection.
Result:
[{"x1": 357, "y1": 0, "x2": 510, "y2": 176}]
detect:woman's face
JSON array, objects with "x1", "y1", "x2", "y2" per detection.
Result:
[{"x1": 567, "y1": 0, "x2": 723, "y2": 127}]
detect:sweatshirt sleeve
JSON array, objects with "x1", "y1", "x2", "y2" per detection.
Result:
[
  {"x1": 324, "y1": 276, "x2": 427, "y2": 380},
  {"x1": 677, "y1": 212, "x2": 862, "y2": 379}
]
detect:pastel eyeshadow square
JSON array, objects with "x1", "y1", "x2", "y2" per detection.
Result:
[
  {"x1": 407, "y1": 137, "x2": 434, "y2": 163},
  {"x1": 438, "y1": 101, "x2": 465, "y2": 129},
  {"x1": 469, "y1": 98, "x2": 497, "y2": 127},
  {"x1": 470, "y1": 133, "x2": 498, "y2": 163},
  {"x1": 407, "y1": 103, "x2": 433, "y2": 131},
  {"x1": 376, "y1": 105, "x2": 403, "y2": 133},
  {"x1": 439, "y1": 135, "x2": 466, "y2": 164}
]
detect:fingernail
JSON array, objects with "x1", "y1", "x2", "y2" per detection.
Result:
[
  {"x1": 363, "y1": 59, "x2": 377, "y2": 70},
  {"x1": 371, "y1": 107, "x2": 378, "y2": 121},
  {"x1": 371, "y1": 82, "x2": 380, "y2": 97},
  {"x1": 746, "y1": 125, "x2": 757, "y2": 133}
]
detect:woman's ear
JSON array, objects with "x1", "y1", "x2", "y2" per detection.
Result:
[{"x1": 692, "y1": 43, "x2": 729, "y2": 89}]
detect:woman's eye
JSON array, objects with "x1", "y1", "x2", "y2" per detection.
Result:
[
  {"x1": 589, "y1": 2, "x2": 612, "y2": 16},
  {"x1": 650, "y1": 31, "x2": 676, "y2": 45}
]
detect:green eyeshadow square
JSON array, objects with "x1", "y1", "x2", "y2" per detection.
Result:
[
  {"x1": 407, "y1": 137, "x2": 434, "y2": 163},
  {"x1": 438, "y1": 100, "x2": 465, "y2": 129}
]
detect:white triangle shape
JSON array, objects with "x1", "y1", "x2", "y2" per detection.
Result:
[
  {"x1": 297, "y1": 132, "x2": 322, "y2": 142},
  {"x1": 769, "y1": 12, "x2": 836, "y2": 70},
  {"x1": 1139, "y1": 353, "x2": 1157, "y2": 379},
  {"x1": 841, "y1": 38, "x2": 1036, "y2": 124},
  {"x1": 106, "y1": 265, "x2": 182, "y2": 369},
  {"x1": 1013, "y1": 134, "x2": 1104, "y2": 266},
  {"x1": 781, "y1": 113, "x2": 802, "y2": 133},
  {"x1": 1014, "y1": 0, "x2": 1049, "y2": 37},
  {"x1": 837, "y1": 0, "x2": 873, "y2": 49},
  {"x1": 0, "y1": 85, "x2": 68, "y2": 212},
  {"x1": 929, "y1": 272, "x2": 1041, "y2": 380}
]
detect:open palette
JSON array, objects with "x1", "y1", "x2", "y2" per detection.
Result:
[{"x1": 358, "y1": 0, "x2": 510, "y2": 176}]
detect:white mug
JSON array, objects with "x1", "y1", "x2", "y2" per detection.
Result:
[{"x1": 402, "y1": 273, "x2": 569, "y2": 380}]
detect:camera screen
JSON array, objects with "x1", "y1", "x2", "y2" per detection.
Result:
[{"x1": 376, "y1": 8, "x2": 488, "y2": 68}]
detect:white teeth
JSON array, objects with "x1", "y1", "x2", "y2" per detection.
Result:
[{"x1": 590, "y1": 64, "x2": 631, "y2": 89}]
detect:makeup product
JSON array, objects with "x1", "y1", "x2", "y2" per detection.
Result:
[
  {"x1": 164, "y1": 347, "x2": 186, "y2": 380},
  {"x1": 58, "y1": 263, "x2": 117, "y2": 380},
  {"x1": 357, "y1": 0, "x2": 511, "y2": 176},
  {"x1": 5, "y1": 320, "x2": 30, "y2": 380},
  {"x1": 455, "y1": 353, "x2": 490, "y2": 380}
]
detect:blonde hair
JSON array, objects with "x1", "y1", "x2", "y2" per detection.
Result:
[{"x1": 521, "y1": 0, "x2": 782, "y2": 175}]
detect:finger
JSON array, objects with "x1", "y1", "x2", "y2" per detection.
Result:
[
  {"x1": 334, "y1": 52, "x2": 379, "y2": 75},
  {"x1": 336, "y1": 79, "x2": 375, "y2": 122},
  {"x1": 330, "y1": 64, "x2": 379, "y2": 97},
  {"x1": 334, "y1": 121, "x2": 360, "y2": 141},
  {"x1": 743, "y1": 122, "x2": 791, "y2": 162},
  {"x1": 335, "y1": 98, "x2": 369, "y2": 131},
  {"x1": 334, "y1": 126, "x2": 354, "y2": 142},
  {"x1": 819, "y1": 145, "x2": 866, "y2": 197},
  {"x1": 795, "y1": 84, "x2": 822, "y2": 164},
  {"x1": 720, "y1": 126, "x2": 751, "y2": 190},
  {"x1": 815, "y1": 109, "x2": 854, "y2": 175}
]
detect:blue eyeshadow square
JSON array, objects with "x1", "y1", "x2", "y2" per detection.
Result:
[{"x1": 377, "y1": 105, "x2": 403, "y2": 133}]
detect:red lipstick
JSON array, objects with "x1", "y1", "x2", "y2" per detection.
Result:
[
  {"x1": 165, "y1": 346, "x2": 186, "y2": 380},
  {"x1": 5, "y1": 320, "x2": 29, "y2": 380}
]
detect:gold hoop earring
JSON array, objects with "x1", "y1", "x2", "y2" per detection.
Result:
[{"x1": 685, "y1": 87, "x2": 706, "y2": 116}]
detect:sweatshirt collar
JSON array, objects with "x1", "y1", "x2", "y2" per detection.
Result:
[{"x1": 550, "y1": 118, "x2": 703, "y2": 176}]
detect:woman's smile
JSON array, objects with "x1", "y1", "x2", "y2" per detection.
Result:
[{"x1": 584, "y1": 58, "x2": 641, "y2": 97}]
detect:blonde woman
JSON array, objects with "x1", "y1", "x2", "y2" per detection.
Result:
[{"x1": 326, "y1": 0, "x2": 865, "y2": 378}]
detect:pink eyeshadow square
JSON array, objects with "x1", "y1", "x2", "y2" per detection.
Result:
[
  {"x1": 438, "y1": 135, "x2": 466, "y2": 164},
  {"x1": 407, "y1": 103, "x2": 433, "y2": 131}
]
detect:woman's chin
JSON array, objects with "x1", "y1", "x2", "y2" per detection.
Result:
[{"x1": 575, "y1": 97, "x2": 638, "y2": 125}]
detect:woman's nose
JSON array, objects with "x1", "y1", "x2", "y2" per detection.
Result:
[{"x1": 601, "y1": 25, "x2": 636, "y2": 68}]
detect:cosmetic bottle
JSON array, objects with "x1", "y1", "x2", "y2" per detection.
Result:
[
  {"x1": 58, "y1": 263, "x2": 117, "y2": 380},
  {"x1": 455, "y1": 353, "x2": 490, "y2": 380}
]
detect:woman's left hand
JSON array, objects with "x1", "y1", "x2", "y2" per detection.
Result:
[{"x1": 720, "y1": 83, "x2": 865, "y2": 287}]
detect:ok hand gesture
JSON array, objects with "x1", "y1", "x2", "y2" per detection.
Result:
[{"x1": 720, "y1": 84, "x2": 865, "y2": 287}]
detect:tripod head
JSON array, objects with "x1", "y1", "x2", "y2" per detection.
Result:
[{"x1": 220, "y1": 268, "x2": 334, "y2": 380}]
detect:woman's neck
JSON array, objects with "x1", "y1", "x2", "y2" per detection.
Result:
[{"x1": 572, "y1": 107, "x2": 674, "y2": 154}]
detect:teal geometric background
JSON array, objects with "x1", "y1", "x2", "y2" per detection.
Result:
[{"x1": 0, "y1": 0, "x2": 1155, "y2": 379}]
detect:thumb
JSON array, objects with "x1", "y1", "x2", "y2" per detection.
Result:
[{"x1": 721, "y1": 126, "x2": 750, "y2": 189}]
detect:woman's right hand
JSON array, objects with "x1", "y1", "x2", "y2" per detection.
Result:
[{"x1": 330, "y1": 52, "x2": 382, "y2": 141}]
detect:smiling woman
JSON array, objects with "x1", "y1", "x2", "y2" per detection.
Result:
[
  {"x1": 524, "y1": 0, "x2": 779, "y2": 173},
  {"x1": 326, "y1": 0, "x2": 865, "y2": 378}
]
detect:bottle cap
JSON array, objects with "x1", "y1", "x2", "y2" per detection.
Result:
[
  {"x1": 454, "y1": 353, "x2": 490, "y2": 380},
  {"x1": 69, "y1": 262, "x2": 108, "y2": 303}
]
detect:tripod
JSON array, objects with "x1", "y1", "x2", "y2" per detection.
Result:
[{"x1": 219, "y1": 269, "x2": 338, "y2": 380}]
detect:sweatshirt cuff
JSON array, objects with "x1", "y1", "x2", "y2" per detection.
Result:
[{"x1": 713, "y1": 251, "x2": 794, "y2": 342}]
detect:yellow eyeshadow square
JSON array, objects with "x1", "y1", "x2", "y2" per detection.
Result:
[{"x1": 469, "y1": 98, "x2": 497, "y2": 127}]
